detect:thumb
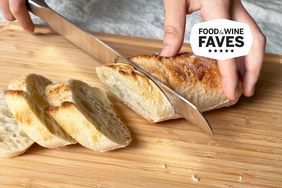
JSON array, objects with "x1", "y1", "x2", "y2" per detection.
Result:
[{"x1": 160, "y1": 0, "x2": 187, "y2": 57}]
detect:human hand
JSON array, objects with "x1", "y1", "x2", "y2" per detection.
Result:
[
  {"x1": 160, "y1": 0, "x2": 266, "y2": 100},
  {"x1": 0, "y1": 0, "x2": 34, "y2": 32}
]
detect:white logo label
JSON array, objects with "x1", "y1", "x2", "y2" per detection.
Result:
[{"x1": 190, "y1": 19, "x2": 253, "y2": 60}]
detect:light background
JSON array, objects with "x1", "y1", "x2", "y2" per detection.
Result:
[{"x1": 1, "y1": 0, "x2": 281, "y2": 55}]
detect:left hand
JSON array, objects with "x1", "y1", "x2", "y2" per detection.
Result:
[{"x1": 160, "y1": 0, "x2": 266, "y2": 100}]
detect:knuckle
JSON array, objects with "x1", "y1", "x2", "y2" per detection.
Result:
[
  {"x1": 254, "y1": 32, "x2": 266, "y2": 44},
  {"x1": 164, "y1": 25, "x2": 181, "y2": 36},
  {"x1": 163, "y1": 25, "x2": 183, "y2": 44}
]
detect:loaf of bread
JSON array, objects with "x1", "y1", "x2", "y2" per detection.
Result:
[
  {"x1": 0, "y1": 89, "x2": 33, "y2": 158},
  {"x1": 96, "y1": 53, "x2": 241, "y2": 122},
  {"x1": 45, "y1": 80, "x2": 132, "y2": 152},
  {"x1": 4, "y1": 74, "x2": 76, "y2": 148}
]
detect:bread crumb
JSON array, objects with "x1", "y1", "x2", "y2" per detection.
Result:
[
  {"x1": 161, "y1": 163, "x2": 167, "y2": 169},
  {"x1": 192, "y1": 175, "x2": 200, "y2": 182},
  {"x1": 239, "y1": 176, "x2": 243, "y2": 182}
]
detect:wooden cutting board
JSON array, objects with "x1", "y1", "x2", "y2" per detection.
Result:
[{"x1": 0, "y1": 22, "x2": 282, "y2": 188}]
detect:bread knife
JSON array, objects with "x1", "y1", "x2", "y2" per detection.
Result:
[{"x1": 27, "y1": 0, "x2": 213, "y2": 136}]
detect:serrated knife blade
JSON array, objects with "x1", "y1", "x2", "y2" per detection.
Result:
[{"x1": 27, "y1": 0, "x2": 213, "y2": 136}]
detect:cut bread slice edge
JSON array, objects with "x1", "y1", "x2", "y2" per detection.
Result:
[
  {"x1": 4, "y1": 74, "x2": 76, "y2": 148},
  {"x1": 45, "y1": 80, "x2": 132, "y2": 152},
  {"x1": 96, "y1": 63, "x2": 180, "y2": 123},
  {"x1": 0, "y1": 89, "x2": 33, "y2": 158}
]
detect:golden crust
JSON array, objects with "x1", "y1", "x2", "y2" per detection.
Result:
[
  {"x1": 45, "y1": 105, "x2": 59, "y2": 113},
  {"x1": 129, "y1": 53, "x2": 222, "y2": 91},
  {"x1": 3, "y1": 90, "x2": 33, "y2": 128},
  {"x1": 106, "y1": 63, "x2": 143, "y2": 80},
  {"x1": 46, "y1": 102, "x2": 74, "y2": 113},
  {"x1": 3, "y1": 90, "x2": 25, "y2": 96},
  {"x1": 46, "y1": 83, "x2": 70, "y2": 96},
  {"x1": 128, "y1": 53, "x2": 241, "y2": 111},
  {"x1": 61, "y1": 101, "x2": 74, "y2": 108}
]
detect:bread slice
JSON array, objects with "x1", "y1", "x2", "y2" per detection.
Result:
[
  {"x1": 96, "y1": 63, "x2": 179, "y2": 122},
  {"x1": 96, "y1": 53, "x2": 242, "y2": 123},
  {"x1": 4, "y1": 74, "x2": 76, "y2": 148},
  {"x1": 45, "y1": 80, "x2": 132, "y2": 152},
  {"x1": 0, "y1": 89, "x2": 33, "y2": 158}
]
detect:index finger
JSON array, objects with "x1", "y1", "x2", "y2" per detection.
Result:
[
  {"x1": 9, "y1": 0, "x2": 34, "y2": 32},
  {"x1": 0, "y1": 0, "x2": 15, "y2": 21},
  {"x1": 160, "y1": 0, "x2": 187, "y2": 57}
]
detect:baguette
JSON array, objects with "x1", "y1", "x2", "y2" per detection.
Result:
[
  {"x1": 96, "y1": 63, "x2": 179, "y2": 122},
  {"x1": 45, "y1": 80, "x2": 132, "y2": 152},
  {"x1": 96, "y1": 53, "x2": 241, "y2": 122},
  {"x1": 0, "y1": 89, "x2": 33, "y2": 157},
  {"x1": 4, "y1": 74, "x2": 76, "y2": 148}
]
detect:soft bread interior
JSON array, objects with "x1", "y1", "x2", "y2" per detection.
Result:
[
  {"x1": 4, "y1": 74, "x2": 75, "y2": 148},
  {"x1": 0, "y1": 89, "x2": 33, "y2": 158},
  {"x1": 45, "y1": 80, "x2": 132, "y2": 151},
  {"x1": 96, "y1": 63, "x2": 179, "y2": 123},
  {"x1": 72, "y1": 81, "x2": 131, "y2": 146}
]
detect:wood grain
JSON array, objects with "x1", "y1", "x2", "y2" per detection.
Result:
[{"x1": 0, "y1": 22, "x2": 282, "y2": 188}]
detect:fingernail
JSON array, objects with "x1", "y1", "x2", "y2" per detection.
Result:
[{"x1": 160, "y1": 45, "x2": 171, "y2": 57}]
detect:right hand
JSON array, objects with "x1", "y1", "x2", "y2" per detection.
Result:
[{"x1": 0, "y1": 0, "x2": 34, "y2": 32}]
